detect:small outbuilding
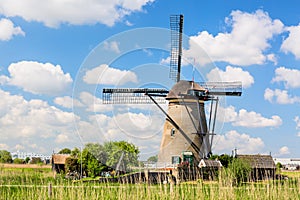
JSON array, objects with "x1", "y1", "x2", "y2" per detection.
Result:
[
  {"x1": 236, "y1": 154, "x2": 276, "y2": 181},
  {"x1": 198, "y1": 159, "x2": 222, "y2": 180},
  {"x1": 51, "y1": 154, "x2": 70, "y2": 173}
]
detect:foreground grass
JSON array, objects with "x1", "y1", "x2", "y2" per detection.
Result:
[{"x1": 0, "y1": 166, "x2": 299, "y2": 200}]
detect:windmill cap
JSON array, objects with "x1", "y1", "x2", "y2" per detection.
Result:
[{"x1": 166, "y1": 80, "x2": 206, "y2": 99}]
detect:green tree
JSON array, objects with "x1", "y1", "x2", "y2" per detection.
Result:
[
  {"x1": 65, "y1": 157, "x2": 79, "y2": 172},
  {"x1": 218, "y1": 154, "x2": 233, "y2": 168},
  {"x1": 58, "y1": 148, "x2": 71, "y2": 154},
  {"x1": 13, "y1": 158, "x2": 25, "y2": 164},
  {"x1": 84, "y1": 143, "x2": 107, "y2": 164},
  {"x1": 25, "y1": 157, "x2": 30, "y2": 163},
  {"x1": 0, "y1": 150, "x2": 12, "y2": 163},
  {"x1": 104, "y1": 141, "x2": 140, "y2": 172},
  {"x1": 147, "y1": 155, "x2": 158, "y2": 163},
  {"x1": 78, "y1": 148, "x2": 101, "y2": 178},
  {"x1": 209, "y1": 154, "x2": 233, "y2": 168},
  {"x1": 71, "y1": 147, "x2": 81, "y2": 159},
  {"x1": 30, "y1": 157, "x2": 42, "y2": 164}
]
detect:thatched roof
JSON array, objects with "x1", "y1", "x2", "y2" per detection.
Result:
[
  {"x1": 236, "y1": 154, "x2": 276, "y2": 169},
  {"x1": 198, "y1": 159, "x2": 222, "y2": 168},
  {"x1": 51, "y1": 154, "x2": 70, "y2": 164}
]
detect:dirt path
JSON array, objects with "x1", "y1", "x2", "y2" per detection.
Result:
[{"x1": 1, "y1": 163, "x2": 51, "y2": 169}]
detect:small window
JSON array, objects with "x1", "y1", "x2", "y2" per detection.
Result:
[{"x1": 170, "y1": 128, "x2": 175, "y2": 137}]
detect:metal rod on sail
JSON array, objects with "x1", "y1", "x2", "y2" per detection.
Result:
[{"x1": 210, "y1": 97, "x2": 219, "y2": 150}]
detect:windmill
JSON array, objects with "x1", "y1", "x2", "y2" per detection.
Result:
[{"x1": 103, "y1": 15, "x2": 242, "y2": 166}]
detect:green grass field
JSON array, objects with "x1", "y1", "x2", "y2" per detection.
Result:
[{"x1": 0, "y1": 165, "x2": 299, "y2": 200}]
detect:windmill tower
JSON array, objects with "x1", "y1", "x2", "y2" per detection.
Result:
[{"x1": 103, "y1": 15, "x2": 242, "y2": 167}]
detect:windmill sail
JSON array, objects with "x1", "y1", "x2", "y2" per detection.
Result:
[
  {"x1": 169, "y1": 14, "x2": 183, "y2": 82},
  {"x1": 102, "y1": 88, "x2": 168, "y2": 104}
]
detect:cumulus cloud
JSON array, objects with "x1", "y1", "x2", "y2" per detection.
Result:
[
  {"x1": 264, "y1": 88, "x2": 300, "y2": 104},
  {"x1": 83, "y1": 64, "x2": 138, "y2": 85},
  {"x1": 206, "y1": 66, "x2": 254, "y2": 88},
  {"x1": 278, "y1": 146, "x2": 290, "y2": 156},
  {"x1": 218, "y1": 105, "x2": 282, "y2": 128},
  {"x1": 3, "y1": 61, "x2": 72, "y2": 95},
  {"x1": 213, "y1": 130, "x2": 264, "y2": 154},
  {"x1": 185, "y1": 9, "x2": 283, "y2": 66},
  {"x1": 0, "y1": 89, "x2": 79, "y2": 153},
  {"x1": 54, "y1": 96, "x2": 84, "y2": 109},
  {"x1": 0, "y1": 18, "x2": 25, "y2": 41},
  {"x1": 281, "y1": 24, "x2": 300, "y2": 59},
  {"x1": 272, "y1": 67, "x2": 300, "y2": 88},
  {"x1": 79, "y1": 91, "x2": 113, "y2": 113},
  {"x1": 0, "y1": 0, "x2": 154, "y2": 27}
]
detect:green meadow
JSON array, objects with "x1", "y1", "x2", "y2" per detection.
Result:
[{"x1": 0, "y1": 165, "x2": 299, "y2": 200}]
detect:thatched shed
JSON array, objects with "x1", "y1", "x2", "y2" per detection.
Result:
[
  {"x1": 198, "y1": 159, "x2": 222, "y2": 180},
  {"x1": 236, "y1": 154, "x2": 276, "y2": 181},
  {"x1": 51, "y1": 154, "x2": 70, "y2": 173}
]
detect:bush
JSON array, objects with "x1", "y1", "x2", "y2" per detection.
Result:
[{"x1": 13, "y1": 158, "x2": 25, "y2": 164}]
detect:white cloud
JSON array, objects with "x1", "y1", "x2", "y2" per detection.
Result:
[
  {"x1": 206, "y1": 66, "x2": 254, "y2": 88},
  {"x1": 54, "y1": 96, "x2": 84, "y2": 109},
  {"x1": 218, "y1": 105, "x2": 282, "y2": 128},
  {"x1": 213, "y1": 130, "x2": 264, "y2": 154},
  {"x1": 281, "y1": 24, "x2": 300, "y2": 59},
  {"x1": 83, "y1": 64, "x2": 138, "y2": 85},
  {"x1": 234, "y1": 109, "x2": 282, "y2": 128},
  {"x1": 185, "y1": 9, "x2": 283, "y2": 66},
  {"x1": 0, "y1": 18, "x2": 25, "y2": 41},
  {"x1": 278, "y1": 146, "x2": 290, "y2": 156},
  {"x1": 0, "y1": 89, "x2": 79, "y2": 152},
  {"x1": 0, "y1": 0, "x2": 154, "y2": 27},
  {"x1": 79, "y1": 91, "x2": 113, "y2": 113},
  {"x1": 272, "y1": 67, "x2": 300, "y2": 88},
  {"x1": 103, "y1": 41, "x2": 120, "y2": 53},
  {"x1": 55, "y1": 133, "x2": 69, "y2": 144},
  {"x1": 4, "y1": 61, "x2": 72, "y2": 95},
  {"x1": 264, "y1": 88, "x2": 300, "y2": 104}
]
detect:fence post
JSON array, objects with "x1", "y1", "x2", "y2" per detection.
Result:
[{"x1": 48, "y1": 183, "x2": 52, "y2": 198}]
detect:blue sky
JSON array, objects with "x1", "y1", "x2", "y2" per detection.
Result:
[{"x1": 0, "y1": 0, "x2": 300, "y2": 160}]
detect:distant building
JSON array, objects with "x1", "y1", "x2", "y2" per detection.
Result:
[
  {"x1": 11, "y1": 151, "x2": 51, "y2": 162},
  {"x1": 273, "y1": 158, "x2": 300, "y2": 170},
  {"x1": 236, "y1": 154, "x2": 276, "y2": 181}
]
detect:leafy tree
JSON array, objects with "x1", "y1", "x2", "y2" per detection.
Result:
[
  {"x1": 58, "y1": 148, "x2": 71, "y2": 154},
  {"x1": 78, "y1": 148, "x2": 101, "y2": 178},
  {"x1": 209, "y1": 154, "x2": 232, "y2": 168},
  {"x1": 13, "y1": 158, "x2": 25, "y2": 164},
  {"x1": 30, "y1": 157, "x2": 42, "y2": 164},
  {"x1": 84, "y1": 143, "x2": 108, "y2": 164},
  {"x1": 104, "y1": 141, "x2": 140, "y2": 172},
  {"x1": 218, "y1": 154, "x2": 233, "y2": 168},
  {"x1": 65, "y1": 157, "x2": 79, "y2": 172},
  {"x1": 147, "y1": 155, "x2": 158, "y2": 163},
  {"x1": 71, "y1": 147, "x2": 81, "y2": 159},
  {"x1": 0, "y1": 150, "x2": 12, "y2": 163},
  {"x1": 25, "y1": 157, "x2": 30, "y2": 164}
]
